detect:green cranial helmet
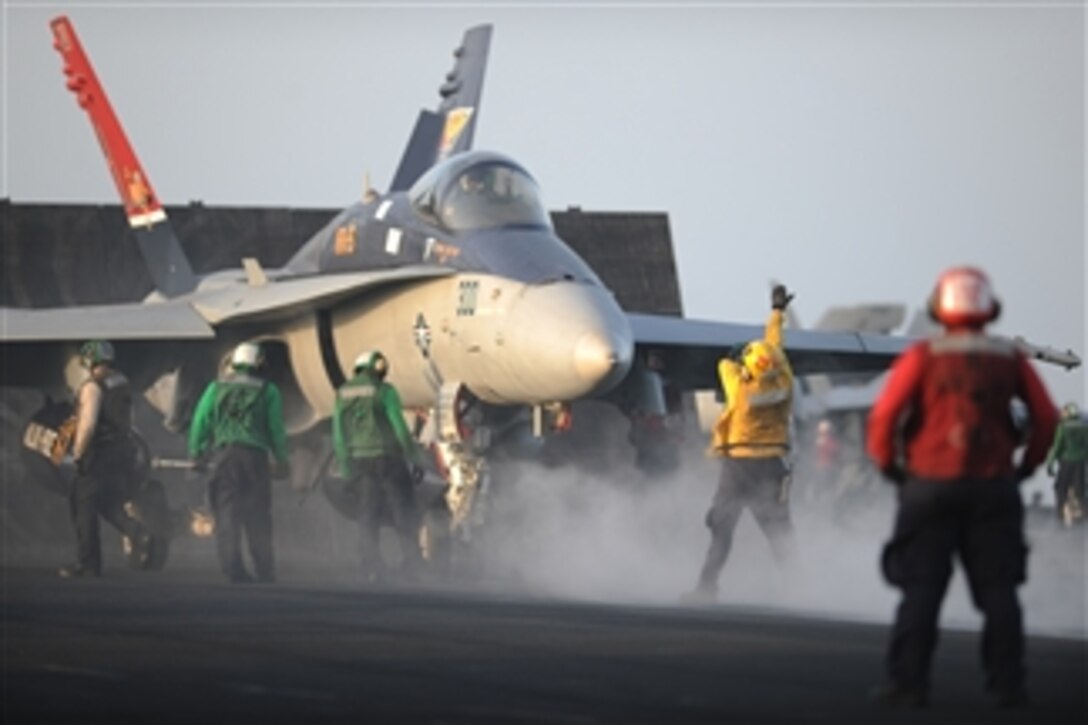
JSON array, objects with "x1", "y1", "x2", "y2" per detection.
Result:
[
  {"x1": 79, "y1": 340, "x2": 115, "y2": 368},
  {"x1": 353, "y1": 350, "x2": 388, "y2": 379}
]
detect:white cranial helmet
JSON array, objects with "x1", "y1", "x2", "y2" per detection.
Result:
[
  {"x1": 353, "y1": 350, "x2": 388, "y2": 378},
  {"x1": 230, "y1": 342, "x2": 263, "y2": 370}
]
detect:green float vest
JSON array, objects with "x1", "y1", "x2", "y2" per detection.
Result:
[{"x1": 337, "y1": 377, "x2": 400, "y2": 459}]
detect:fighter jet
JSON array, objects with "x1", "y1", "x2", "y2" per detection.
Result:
[{"x1": 4, "y1": 18, "x2": 1077, "y2": 552}]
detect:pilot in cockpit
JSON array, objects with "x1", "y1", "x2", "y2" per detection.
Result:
[
  {"x1": 443, "y1": 169, "x2": 495, "y2": 225},
  {"x1": 458, "y1": 168, "x2": 490, "y2": 195},
  {"x1": 429, "y1": 160, "x2": 550, "y2": 231}
]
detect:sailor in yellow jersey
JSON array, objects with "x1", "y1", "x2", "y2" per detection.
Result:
[{"x1": 685, "y1": 285, "x2": 798, "y2": 603}]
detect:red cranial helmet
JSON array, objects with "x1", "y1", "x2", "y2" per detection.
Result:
[{"x1": 928, "y1": 266, "x2": 1001, "y2": 328}]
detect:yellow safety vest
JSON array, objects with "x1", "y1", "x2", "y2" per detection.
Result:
[{"x1": 710, "y1": 310, "x2": 794, "y2": 458}]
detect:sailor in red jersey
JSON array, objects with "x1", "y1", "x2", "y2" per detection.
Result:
[{"x1": 865, "y1": 267, "x2": 1058, "y2": 709}]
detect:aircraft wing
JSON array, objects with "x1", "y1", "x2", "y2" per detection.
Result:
[
  {"x1": 632, "y1": 312, "x2": 1083, "y2": 393},
  {"x1": 1005, "y1": 336, "x2": 1082, "y2": 370},
  {"x1": 904, "y1": 309, "x2": 1081, "y2": 370},
  {"x1": 1, "y1": 267, "x2": 453, "y2": 338},
  {"x1": 628, "y1": 312, "x2": 908, "y2": 391},
  {"x1": 2, "y1": 301, "x2": 214, "y2": 341},
  {"x1": 191, "y1": 266, "x2": 454, "y2": 324},
  {"x1": 1, "y1": 300, "x2": 214, "y2": 391},
  {"x1": 1, "y1": 266, "x2": 455, "y2": 391}
]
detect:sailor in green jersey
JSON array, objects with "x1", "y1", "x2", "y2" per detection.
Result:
[
  {"x1": 1046, "y1": 403, "x2": 1087, "y2": 527},
  {"x1": 189, "y1": 342, "x2": 289, "y2": 583},
  {"x1": 332, "y1": 350, "x2": 424, "y2": 583}
]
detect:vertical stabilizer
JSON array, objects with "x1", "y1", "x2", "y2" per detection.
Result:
[
  {"x1": 51, "y1": 16, "x2": 197, "y2": 298},
  {"x1": 390, "y1": 25, "x2": 492, "y2": 191}
]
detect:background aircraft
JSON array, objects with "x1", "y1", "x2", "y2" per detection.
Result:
[{"x1": 2, "y1": 18, "x2": 1074, "y2": 553}]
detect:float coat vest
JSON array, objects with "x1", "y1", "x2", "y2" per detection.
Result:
[
  {"x1": 336, "y1": 375, "x2": 401, "y2": 460},
  {"x1": 710, "y1": 309, "x2": 794, "y2": 458},
  {"x1": 1047, "y1": 418, "x2": 1088, "y2": 465},
  {"x1": 85, "y1": 369, "x2": 133, "y2": 447}
]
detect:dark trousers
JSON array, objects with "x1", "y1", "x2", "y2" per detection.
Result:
[
  {"x1": 1054, "y1": 461, "x2": 1085, "y2": 520},
  {"x1": 698, "y1": 456, "x2": 794, "y2": 589},
  {"x1": 881, "y1": 477, "x2": 1027, "y2": 695},
  {"x1": 345, "y1": 455, "x2": 422, "y2": 579},
  {"x1": 69, "y1": 446, "x2": 144, "y2": 573},
  {"x1": 208, "y1": 444, "x2": 274, "y2": 582}
]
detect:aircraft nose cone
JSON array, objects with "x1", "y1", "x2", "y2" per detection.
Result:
[
  {"x1": 498, "y1": 281, "x2": 634, "y2": 402},
  {"x1": 574, "y1": 331, "x2": 625, "y2": 383}
]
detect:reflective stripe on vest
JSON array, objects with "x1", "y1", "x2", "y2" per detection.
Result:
[
  {"x1": 340, "y1": 384, "x2": 377, "y2": 399},
  {"x1": 928, "y1": 334, "x2": 1016, "y2": 357},
  {"x1": 338, "y1": 380, "x2": 400, "y2": 458},
  {"x1": 748, "y1": 388, "x2": 790, "y2": 408}
]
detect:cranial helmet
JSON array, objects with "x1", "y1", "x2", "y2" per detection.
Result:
[
  {"x1": 79, "y1": 339, "x2": 115, "y2": 368},
  {"x1": 927, "y1": 266, "x2": 1002, "y2": 328},
  {"x1": 353, "y1": 350, "x2": 389, "y2": 379},
  {"x1": 741, "y1": 340, "x2": 783, "y2": 379},
  {"x1": 1062, "y1": 402, "x2": 1080, "y2": 420},
  {"x1": 230, "y1": 342, "x2": 263, "y2": 370}
]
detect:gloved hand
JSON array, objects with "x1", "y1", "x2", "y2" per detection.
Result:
[
  {"x1": 881, "y1": 464, "x2": 906, "y2": 486},
  {"x1": 411, "y1": 465, "x2": 426, "y2": 485},
  {"x1": 771, "y1": 284, "x2": 795, "y2": 312},
  {"x1": 272, "y1": 460, "x2": 290, "y2": 480},
  {"x1": 1046, "y1": 461, "x2": 1057, "y2": 477}
]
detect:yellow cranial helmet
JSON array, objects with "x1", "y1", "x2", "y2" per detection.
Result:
[{"x1": 740, "y1": 340, "x2": 786, "y2": 379}]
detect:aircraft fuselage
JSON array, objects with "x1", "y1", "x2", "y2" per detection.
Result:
[
  {"x1": 271, "y1": 272, "x2": 631, "y2": 431},
  {"x1": 259, "y1": 151, "x2": 636, "y2": 431}
]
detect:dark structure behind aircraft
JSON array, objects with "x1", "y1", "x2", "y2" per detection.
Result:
[{"x1": 1, "y1": 200, "x2": 683, "y2": 315}]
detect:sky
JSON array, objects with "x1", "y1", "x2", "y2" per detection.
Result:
[{"x1": 2, "y1": 1, "x2": 1085, "y2": 463}]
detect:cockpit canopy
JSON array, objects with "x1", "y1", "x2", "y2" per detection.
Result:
[{"x1": 408, "y1": 151, "x2": 552, "y2": 232}]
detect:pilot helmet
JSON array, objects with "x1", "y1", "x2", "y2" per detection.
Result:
[
  {"x1": 928, "y1": 266, "x2": 1001, "y2": 328},
  {"x1": 79, "y1": 339, "x2": 115, "y2": 368},
  {"x1": 230, "y1": 342, "x2": 264, "y2": 371},
  {"x1": 459, "y1": 167, "x2": 491, "y2": 193},
  {"x1": 353, "y1": 350, "x2": 389, "y2": 380}
]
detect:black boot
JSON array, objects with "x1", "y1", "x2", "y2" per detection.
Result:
[
  {"x1": 58, "y1": 563, "x2": 101, "y2": 579},
  {"x1": 870, "y1": 683, "x2": 928, "y2": 708}
]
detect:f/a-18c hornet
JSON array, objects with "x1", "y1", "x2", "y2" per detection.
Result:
[{"x1": 5, "y1": 17, "x2": 1080, "y2": 567}]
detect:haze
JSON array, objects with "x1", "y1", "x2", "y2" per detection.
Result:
[{"x1": 2, "y1": 1, "x2": 1084, "y2": 506}]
